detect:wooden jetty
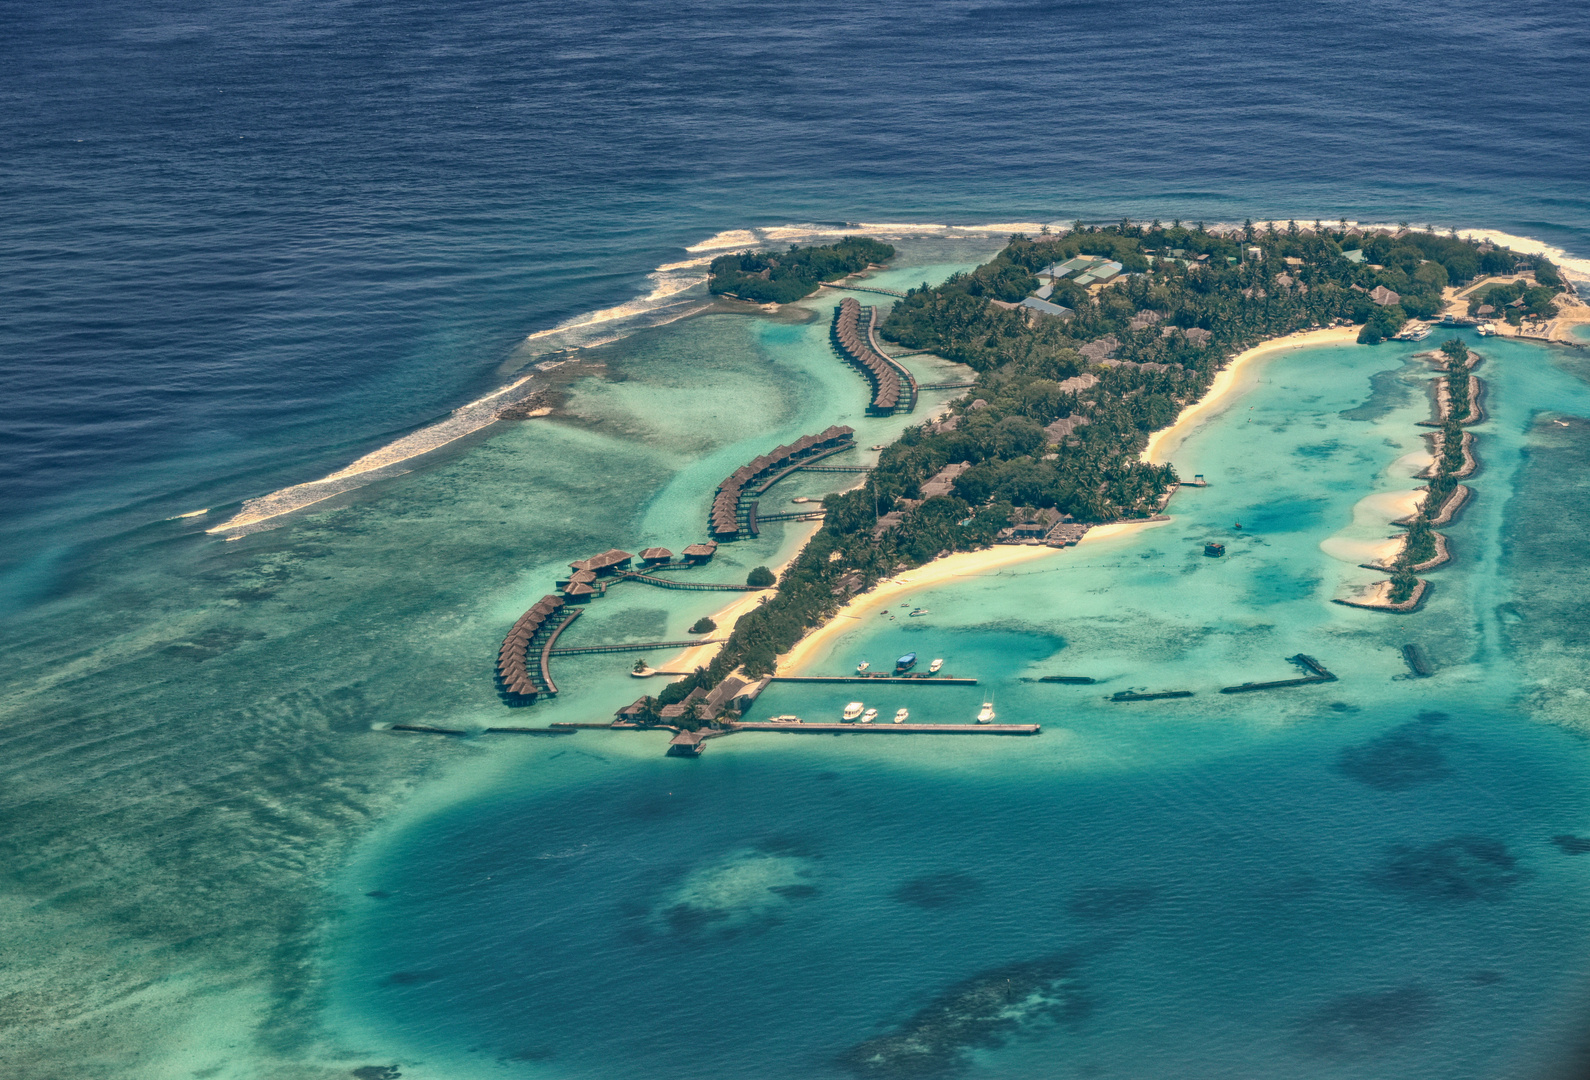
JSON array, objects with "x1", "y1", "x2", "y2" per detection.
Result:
[
  {"x1": 539, "y1": 610, "x2": 582, "y2": 694},
  {"x1": 1219, "y1": 654, "x2": 1337, "y2": 694},
  {"x1": 769, "y1": 675, "x2": 977, "y2": 685},
  {"x1": 917, "y1": 380, "x2": 977, "y2": 391},
  {"x1": 1110, "y1": 689, "x2": 1194, "y2": 702},
  {"x1": 732, "y1": 721, "x2": 1039, "y2": 735},
  {"x1": 711, "y1": 426, "x2": 855, "y2": 538},
  {"x1": 615, "y1": 569, "x2": 759, "y2": 591},
  {"x1": 818, "y1": 282, "x2": 906, "y2": 298},
  {"x1": 1034, "y1": 675, "x2": 1096, "y2": 684},
  {"x1": 548, "y1": 637, "x2": 724, "y2": 656},
  {"x1": 832, "y1": 298, "x2": 918, "y2": 415},
  {"x1": 390, "y1": 723, "x2": 469, "y2": 735},
  {"x1": 798, "y1": 463, "x2": 874, "y2": 472}
]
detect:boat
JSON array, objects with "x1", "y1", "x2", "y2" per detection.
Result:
[
  {"x1": 1477, "y1": 322, "x2": 1496, "y2": 337},
  {"x1": 928, "y1": 658, "x2": 944, "y2": 674},
  {"x1": 894, "y1": 652, "x2": 918, "y2": 673},
  {"x1": 1394, "y1": 324, "x2": 1432, "y2": 341},
  {"x1": 842, "y1": 701, "x2": 865, "y2": 721},
  {"x1": 893, "y1": 708, "x2": 909, "y2": 724},
  {"x1": 856, "y1": 660, "x2": 870, "y2": 673},
  {"x1": 792, "y1": 496, "x2": 811, "y2": 504},
  {"x1": 976, "y1": 700, "x2": 996, "y2": 724},
  {"x1": 1204, "y1": 542, "x2": 1225, "y2": 557},
  {"x1": 871, "y1": 443, "x2": 886, "y2": 451},
  {"x1": 908, "y1": 608, "x2": 929, "y2": 617},
  {"x1": 861, "y1": 708, "x2": 878, "y2": 724},
  {"x1": 770, "y1": 714, "x2": 803, "y2": 723}
]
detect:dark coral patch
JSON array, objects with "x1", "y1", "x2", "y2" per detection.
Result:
[
  {"x1": 836, "y1": 954, "x2": 1090, "y2": 1078},
  {"x1": 1369, "y1": 836, "x2": 1530, "y2": 902},
  {"x1": 1337, "y1": 712, "x2": 1450, "y2": 791},
  {"x1": 1295, "y1": 985, "x2": 1435, "y2": 1059},
  {"x1": 1552, "y1": 835, "x2": 1590, "y2": 855},
  {"x1": 892, "y1": 872, "x2": 982, "y2": 909}
]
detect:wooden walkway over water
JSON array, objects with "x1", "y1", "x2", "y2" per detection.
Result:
[
  {"x1": 734, "y1": 721, "x2": 1038, "y2": 735},
  {"x1": 769, "y1": 675, "x2": 977, "y2": 685},
  {"x1": 819, "y1": 282, "x2": 907, "y2": 298},
  {"x1": 615, "y1": 569, "x2": 759, "y2": 592},
  {"x1": 549, "y1": 637, "x2": 724, "y2": 656}
]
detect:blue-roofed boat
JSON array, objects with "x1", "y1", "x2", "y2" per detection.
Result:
[{"x1": 895, "y1": 652, "x2": 917, "y2": 673}]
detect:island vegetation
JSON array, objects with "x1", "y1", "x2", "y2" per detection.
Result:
[
  {"x1": 708, "y1": 237, "x2": 897, "y2": 304},
  {"x1": 1385, "y1": 337, "x2": 1475, "y2": 603},
  {"x1": 663, "y1": 222, "x2": 1560, "y2": 709}
]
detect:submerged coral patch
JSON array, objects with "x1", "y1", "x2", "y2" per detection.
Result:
[
  {"x1": 1369, "y1": 836, "x2": 1530, "y2": 902},
  {"x1": 645, "y1": 846, "x2": 819, "y2": 939},
  {"x1": 836, "y1": 954, "x2": 1091, "y2": 1078},
  {"x1": 1336, "y1": 712, "x2": 1451, "y2": 790},
  {"x1": 1552, "y1": 835, "x2": 1590, "y2": 854},
  {"x1": 1294, "y1": 984, "x2": 1435, "y2": 1059},
  {"x1": 892, "y1": 872, "x2": 983, "y2": 909}
]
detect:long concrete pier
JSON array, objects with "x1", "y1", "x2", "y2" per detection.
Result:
[
  {"x1": 733, "y1": 721, "x2": 1038, "y2": 734},
  {"x1": 769, "y1": 675, "x2": 977, "y2": 685}
]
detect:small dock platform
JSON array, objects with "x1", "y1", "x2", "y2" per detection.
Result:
[
  {"x1": 769, "y1": 675, "x2": 977, "y2": 685},
  {"x1": 1110, "y1": 689, "x2": 1194, "y2": 702}
]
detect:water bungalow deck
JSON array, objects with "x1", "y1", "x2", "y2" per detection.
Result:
[
  {"x1": 832, "y1": 298, "x2": 918, "y2": 415},
  {"x1": 710, "y1": 426, "x2": 855, "y2": 538}
]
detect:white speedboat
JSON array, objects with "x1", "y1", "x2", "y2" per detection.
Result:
[
  {"x1": 908, "y1": 608, "x2": 929, "y2": 617},
  {"x1": 861, "y1": 708, "x2": 878, "y2": 724},
  {"x1": 893, "y1": 708, "x2": 909, "y2": 724},
  {"x1": 842, "y1": 701, "x2": 865, "y2": 721},
  {"x1": 770, "y1": 715, "x2": 802, "y2": 723},
  {"x1": 928, "y1": 658, "x2": 944, "y2": 673},
  {"x1": 856, "y1": 660, "x2": 870, "y2": 673},
  {"x1": 976, "y1": 701, "x2": 996, "y2": 724}
]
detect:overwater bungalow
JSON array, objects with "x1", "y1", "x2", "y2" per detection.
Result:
[
  {"x1": 640, "y1": 547, "x2": 673, "y2": 564},
  {"x1": 682, "y1": 542, "x2": 718, "y2": 563}
]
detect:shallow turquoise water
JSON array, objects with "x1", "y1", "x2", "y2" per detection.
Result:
[{"x1": 323, "y1": 321, "x2": 1590, "y2": 1078}]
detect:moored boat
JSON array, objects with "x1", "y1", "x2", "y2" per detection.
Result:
[
  {"x1": 856, "y1": 660, "x2": 870, "y2": 673},
  {"x1": 928, "y1": 658, "x2": 944, "y2": 673},
  {"x1": 976, "y1": 701, "x2": 996, "y2": 723},
  {"x1": 895, "y1": 652, "x2": 918, "y2": 673},
  {"x1": 893, "y1": 708, "x2": 909, "y2": 724},
  {"x1": 908, "y1": 608, "x2": 929, "y2": 617},
  {"x1": 861, "y1": 708, "x2": 878, "y2": 724},
  {"x1": 842, "y1": 701, "x2": 864, "y2": 721}
]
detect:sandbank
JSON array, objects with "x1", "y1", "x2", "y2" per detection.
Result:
[
  {"x1": 1320, "y1": 534, "x2": 1404, "y2": 568},
  {"x1": 1143, "y1": 325, "x2": 1360, "y2": 466}
]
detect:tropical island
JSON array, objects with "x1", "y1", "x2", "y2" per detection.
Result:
[
  {"x1": 481, "y1": 219, "x2": 1574, "y2": 735},
  {"x1": 707, "y1": 236, "x2": 897, "y2": 303},
  {"x1": 652, "y1": 221, "x2": 1569, "y2": 714}
]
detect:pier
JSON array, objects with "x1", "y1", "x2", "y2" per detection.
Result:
[
  {"x1": 539, "y1": 610, "x2": 582, "y2": 694},
  {"x1": 732, "y1": 721, "x2": 1038, "y2": 735},
  {"x1": 769, "y1": 675, "x2": 977, "y2": 685},
  {"x1": 548, "y1": 637, "x2": 724, "y2": 656},
  {"x1": 1218, "y1": 654, "x2": 1337, "y2": 693},
  {"x1": 917, "y1": 381, "x2": 977, "y2": 391},
  {"x1": 615, "y1": 569, "x2": 760, "y2": 591},
  {"x1": 832, "y1": 298, "x2": 919, "y2": 415},
  {"x1": 819, "y1": 282, "x2": 906, "y2": 298},
  {"x1": 1110, "y1": 689, "x2": 1194, "y2": 701}
]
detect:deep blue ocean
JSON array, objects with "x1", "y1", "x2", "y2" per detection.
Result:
[{"x1": 5, "y1": 2, "x2": 1590, "y2": 1078}]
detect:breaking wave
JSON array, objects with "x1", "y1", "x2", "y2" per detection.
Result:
[{"x1": 207, "y1": 218, "x2": 1587, "y2": 539}]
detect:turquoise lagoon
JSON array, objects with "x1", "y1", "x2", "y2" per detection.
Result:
[
  {"x1": 326, "y1": 317, "x2": 1590, "y2": 1078},
  {"x1": 6, "y1": 237, "x2": 1590, "y2": 1079}
]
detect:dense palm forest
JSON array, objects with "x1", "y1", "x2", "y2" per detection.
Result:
[
  {"x1": 660, "y1": 222, "x2": 1563, "y2": 705},
  {"x1": 707, "y1": 237, "x2": 897, "y2": 303}
]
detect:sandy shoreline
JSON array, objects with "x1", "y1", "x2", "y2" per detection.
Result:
[
  {"x1": 1142, "y1": 325, "x2": 1360, "y2": 466},
  {"x1": 659, "y1": 324, "x2": 1357, "y2": 685}
]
